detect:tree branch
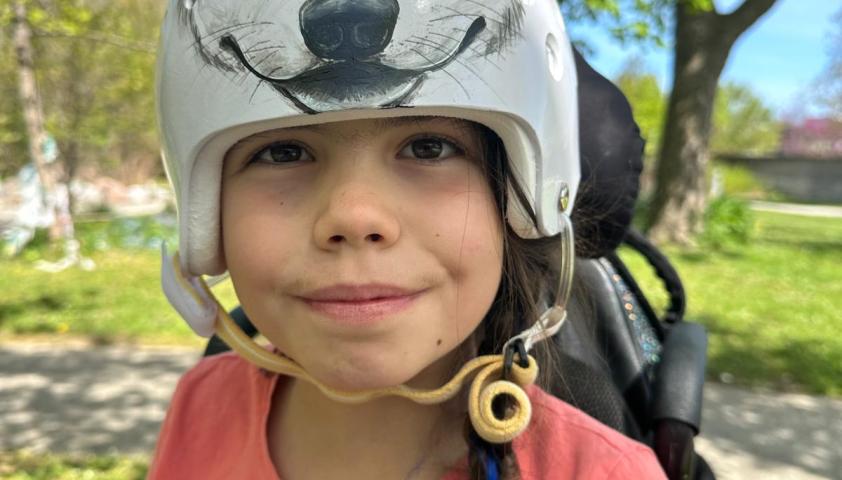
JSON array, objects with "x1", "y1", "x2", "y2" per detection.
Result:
[
  {"x1": 722, "y1": 0, "x2": 778, "y2": 36},
  {"x1": 32, "y1": 28, "x2": 155, "y2": 53}
]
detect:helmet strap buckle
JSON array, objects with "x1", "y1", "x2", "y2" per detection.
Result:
[{"x1": 502, "y1": 338, "x2": 529, "y2": 381}]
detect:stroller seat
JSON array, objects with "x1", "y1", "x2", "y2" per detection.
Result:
[{"x1": 558, "y1": 247, "x2": 712, "y2": 480}]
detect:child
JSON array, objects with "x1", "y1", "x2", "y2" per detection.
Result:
[{"x1": 150, "y1": 0, "x2": 667, "y2": 478}]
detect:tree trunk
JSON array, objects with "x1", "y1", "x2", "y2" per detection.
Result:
[
  {"x1": 62, "y1": 39, "x2": 86, "y2": 216},
  {"x1": 647, "y1": 0, "x2": 778, "y2": 244},
  {"x1": 13, "y1": 0, "x2": 79, "y2": 256},
  {"x1": 13, "y1": 1, "x2": 53, "y2": 206}
]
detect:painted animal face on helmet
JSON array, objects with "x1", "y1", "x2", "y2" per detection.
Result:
[
  {"x1": 158, "y1": 0, "x2": 579, "y2": 276},
  {"x1": 180, "y1": 0, "x2": 526, "y2": 112}
]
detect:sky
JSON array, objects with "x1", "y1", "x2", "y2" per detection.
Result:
[{"x1": 565, "y1": 0, "x2": 840, "y2": 118}]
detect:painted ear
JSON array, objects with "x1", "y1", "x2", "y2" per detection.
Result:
[
  {"x1": 571, "y1": 47, "x2": 645, "y2": 258},
  {"x1": 175, "y1": 0, "x2": 200, "y2": 28}
]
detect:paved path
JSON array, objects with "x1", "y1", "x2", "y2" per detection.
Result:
[
  {"x1": 696, "y1": 384, "x2": 842, "y2": 480},
  {"x1": 750, "y1": 201, "x2": 842, "y2": 218},
  {"x1": 1, "y1": 342, "x2": 840, "y2": 479},
  {"x1": 0, "y1": 342, "x2": 197, "y2": 455}
]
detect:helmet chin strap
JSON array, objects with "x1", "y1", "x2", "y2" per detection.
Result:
[{"x1": 161, "y1": 213, "x2": 574, "y2": 444}]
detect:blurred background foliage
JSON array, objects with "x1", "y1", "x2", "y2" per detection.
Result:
[
  {"x1": 0, "y1": 0, "x2": 821, "y2": 186},
  {"x1": 614, "y1": 58, "x2": 783, "y2": 164},
  {"x1": 0, "y1": 0, "x2": 162, "y2": 183}
]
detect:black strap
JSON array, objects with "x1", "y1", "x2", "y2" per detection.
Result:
[
  {"x1": 503, "y1": 338, "x2": 529, "y2": 380},
  {"x1": 620, "y1": 228, "x2": 686, "y2": 324}
]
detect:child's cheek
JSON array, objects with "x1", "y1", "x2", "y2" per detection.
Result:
[
  {"x1": 221, "y1": 170, "x2": 312, "y2": 276},
  {"x1": 415, "y1": 172, "x2": 503, "y2": 299},
  {"x1": 418, "y1": 167, "x2": 502, "y2": 257}
]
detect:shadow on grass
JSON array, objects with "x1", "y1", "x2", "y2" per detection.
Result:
[
  {"x1": 695, "y1": 315, "x2": 840, "y2": 396},
  {"x1": 0, "y1": 295, "x2": 67, "y2": 332},
  {"x1": 673, "y1": 247, "x2": 750, "y2": 264},
  {"x1": 757, "y1": 237, "x2": 842, "y2": 255},
  {"x1": 0, "y1": 344, "x2": 200, "y2": 455},
  {"x1": 672, "y1": 251, "x2": 709, "y2": 263},
  {"x1": 0, "y1": 295, "x2": 64, "y2": 319}
]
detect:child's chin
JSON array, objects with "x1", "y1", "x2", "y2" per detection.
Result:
[{"x1": 314, "y1": 365, "x2": 422, "y2": 393}]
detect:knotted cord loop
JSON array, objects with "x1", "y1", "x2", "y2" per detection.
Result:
[
  {"x1": 161, "y1": 216, "x2": 574, "y2": 445},
  {"x1": 503, "y1": 337, "x2": 529, "y2": 381},
  {"x1": 214, "y1": 302, "x2": 538, "y2": 443},
  {"x1": 468, "y1": 353, "x2": 537, "y2": 443}
]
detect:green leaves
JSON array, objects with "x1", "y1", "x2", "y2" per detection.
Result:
[
  {"x1": 560, "y1": 0, "x2": 721, "y2": 47},
  {"x1": 26, "y1": 0, "x2": 96, "y2": 36},
  {"x1": 701, "y1": 195, "x2": 755, "y2": 249},
  {"x1": 711, "y1": 83, "x2": 782, "y2": 155},
  {"x1": 681, "y1": 0, "x2": 715, "y2": 13},
  {"x1": 615, "y1": 60, "x2": 667, "y2": 162},
  {"x1": 560, "y1": 0, "x2": 671, "y2": 46},
  {"x1": 1, "y1": 0, "x2": 163, "y2": 179},
  {"x1": 615, "y1": 66, "x2": 780, "y2": 161}
]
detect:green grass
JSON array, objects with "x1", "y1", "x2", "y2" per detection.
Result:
[
  {"x1": 621, "y1": 211, "x2": 842, "y2": 396},
  {"x1": 0, "y1": 451, "x2": 147, "y2": 480},
  {"x1": 2, "y1": 211, "x2": 841, "y2": 395},
  {"x1": 0, "y1": 216, "x2": 237, "y2": 345},
  {"x1": 714, "y1": 162, "x2": 784, "y2": 201}
]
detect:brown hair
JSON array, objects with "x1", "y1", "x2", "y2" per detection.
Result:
[{"x1": 461, "y1": 125, "x2": 564, "y2": 479}]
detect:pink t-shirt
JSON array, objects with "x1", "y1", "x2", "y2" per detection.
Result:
[{"x1": 149, "y1": 352, "x2": 666, "y2": 479}]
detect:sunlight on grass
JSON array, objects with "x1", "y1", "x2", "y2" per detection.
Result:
[
  {"x1": 0, "y1": 451, "x2": 147, "y2": 480},
  {"x1": 1, "y1": 249, "x2": 197, "y2": 344},
  {"x1": 2, "y1": 211, "x2": 840, "y2": 395},
  {"x1": 0, "y1": 215, "x2": 241, "y2": 345},
  {"x1": 621, "y1": 211, "x2": 842, "y2": 396}
]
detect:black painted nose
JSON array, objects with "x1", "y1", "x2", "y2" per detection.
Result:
[{"x1": 300, "y1": 0, "x2": 400, "y2": 61}]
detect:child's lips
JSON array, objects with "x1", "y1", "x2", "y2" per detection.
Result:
[
  {"x1": 298, "y1": 284, "x2": 426, "y2": 324},
  {"x1": 302, "y1": 284, "x2": 418, "y2": 301}
]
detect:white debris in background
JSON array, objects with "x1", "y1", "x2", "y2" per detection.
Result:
[
  {"x1": 0, "y1": 162, "x2": 173, "y2": 262},
  {"x1": 1, "y1": 164, "x2": 53, "y2": 256}
]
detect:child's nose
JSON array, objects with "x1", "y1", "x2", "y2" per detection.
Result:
[{"x1": 312, "y1": 182, "x2": 401, "y2": 251}]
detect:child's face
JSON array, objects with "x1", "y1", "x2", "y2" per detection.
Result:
[{"x1": 221, "y1": 117, "x2": 503, "y2": 390}]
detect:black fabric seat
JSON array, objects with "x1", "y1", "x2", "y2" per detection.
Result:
[{"x1": 553, "y1": 251, "x2": 713, "y2": 480}]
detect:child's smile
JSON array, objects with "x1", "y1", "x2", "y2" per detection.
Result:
[
  {"x1": 295, "y1": 283, "x2": 428, "y2": 326},
  {"x1": 221, "y1": 116, "x2": 504, "y2": 391}
]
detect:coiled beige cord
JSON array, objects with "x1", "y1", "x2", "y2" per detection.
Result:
[
  {"x1": 163, "y1": 224, "x2": 573, "y2": 445},
  {"x1": 211, "y1": 294, "x2": 537, "y2": 443}
]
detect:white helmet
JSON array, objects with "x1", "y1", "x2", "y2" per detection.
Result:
[{"x1": 157, "y1": 0, "x2": 579, "y2": 277}]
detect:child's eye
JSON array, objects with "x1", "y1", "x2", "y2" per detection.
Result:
[
  {"x1": 251, "y1": 142, "x2": 313, "y2": 165},
  {"x1": 399, "y1": 136, "x2": 463, "y2": 162}
]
